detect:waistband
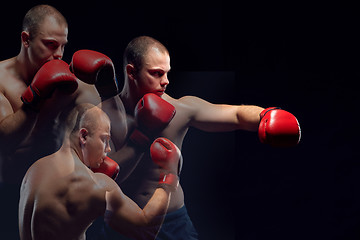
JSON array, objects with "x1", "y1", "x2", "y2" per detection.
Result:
[{"x1": 164, "y1": 205, "x2": 188, "y2": 222}]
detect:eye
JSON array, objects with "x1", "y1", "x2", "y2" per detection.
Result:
[
  {"x1": 149, "y1": 70, "x2": 164, "y2": 77},
  {"x1": 101, "y1": 135, "x2": 110, "y2": 146},
  {"x1": 43, "y1": 40, "x2": 59, "y2": 50}
]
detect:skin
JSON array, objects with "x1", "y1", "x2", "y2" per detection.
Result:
[
  {"x1": 19, "y1": 107, "x2": 171, "y2": 240},
  {"x1": 110, "y1": 43, "x2": 264, "y2": 213},
  {"x1": 0, "y1": 14, "x2": 101, "y2": 184}
]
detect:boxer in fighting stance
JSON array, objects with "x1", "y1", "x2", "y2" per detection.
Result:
[
  {"x1": 0, "y1": 5, "x2": 122, "y2": 239},
  {"x1": 0, "y1": 5, "x2": 106, "y2": 183},
  {"x1": 80, "y1": 36, "x2": 301, "y2": 239},
  {"x1": 19, "y1": 104, "x2": 181, "y2": 240}
]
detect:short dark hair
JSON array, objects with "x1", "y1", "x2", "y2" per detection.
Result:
[
  {"x1": 123, "y1": 36, "x2": 169, "y2": 73},
  {"x1": 22, "y1": 4, "x2": 67, "y2": 39}
]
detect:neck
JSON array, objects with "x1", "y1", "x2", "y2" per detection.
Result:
[
  {"x1": 119, "y1": 80, "x2": 140, "y2": 115},
  {"x1": 61, "y1": 135, "x2": 83, "y2": 164},
  {"x1": 16, "y1": 50, "x2": 36, "y2": 85}
]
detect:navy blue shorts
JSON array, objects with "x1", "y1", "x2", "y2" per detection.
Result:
[
  {"x1": 86, "y1": 205, "x2": 198, "y2": 240},
  {"x1": 156, "y1": 205, "x2": 199, "y2": 240}
]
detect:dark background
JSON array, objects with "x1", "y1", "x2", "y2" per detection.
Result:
[{"x1": 2, "y1": 2, "x2": 360, "y2": 239}]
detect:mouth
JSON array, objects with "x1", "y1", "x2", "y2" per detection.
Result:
[{"x1": 156, "y1": 89, "x2": 165, "y2": 95}]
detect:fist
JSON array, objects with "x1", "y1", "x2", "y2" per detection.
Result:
[
  {"x1": 135, "y1": 93, "x2": 176, "y2": 135},
  {"x1": 91, "y1": 156, "x2": 120, "y2": 180},
  {"x1": 150, "y1": 137, "x2": 182, "y2": 191},
  {"x1": 21, "y1": 59, "x2": 78, "y2": 108},
  {"x1": 70, "y1": 49, "x2": 119, "y2": 99},
  {"x1": 130, "y1": 93, "x2": 176, "y2": 147},
  {"x1": 258, "y1": 107, "x2": 301, "y2": 147}
]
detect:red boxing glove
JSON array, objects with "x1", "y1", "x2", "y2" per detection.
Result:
[
  {"x1": 70, "y1": 49, "x2": 119, "y2": 100},
  {"x1": 130, "y1": 93, "x2": 176, "y2": 147},
  {"x1": 150, "y1": 137, "x2": 182, "y2": 192},
  {"x1": 91, "y1": 156, "x2": 120, "y2": 180},
  {"x1": 21, "y1": 59, "x2": 78, "y2": 109},
  {"x1": 258, "y1": 107, "x2": 301, "y2": 147}
]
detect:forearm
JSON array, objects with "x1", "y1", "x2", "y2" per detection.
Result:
[
  {"x1": 126, "y1": 188, "x2": 171, "y2": 239},
  {"x1": 106, "y1": 188, "x2": 170, "y2": 239},
  {"x1": 142, "y1": 188, "x2": 171, "y2": 225},
  {"x1": 185, "y1": 96, "x2": 264, "y2": 132},
  {"x1": 236, "y1": 105, "x2": 264, "y2": 132}
]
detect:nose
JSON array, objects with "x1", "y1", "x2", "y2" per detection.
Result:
[
  {"x1": 53, "y1": 47, "x2": 63, "y2": 60},
  {"x1": 105, "y1": 141, "x2": 111, "y2": 154},
  {"x1": 161, "y1": 74, "x2": 169, "y2": 87}
]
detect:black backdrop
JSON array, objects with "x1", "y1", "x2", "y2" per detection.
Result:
[{"x1": 2, "y1": 2, "x2": 360, "y2": 239}]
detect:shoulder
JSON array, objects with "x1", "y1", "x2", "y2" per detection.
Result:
[
  {"x1": 163, "y1": 94, "x2": 214, "y2": 122},
  {"x1": 22, "y1": 155, "x2": 54, "y2": 186},
  {"x1": 164, "y1": 94, "x2": 207, "y2": 111},
  {"x1": 20, "y1": 155, "x2": 59, "y2": 215},
  {"x1": 0, "y1": 58, "x2": 27, "y2": 98},
  {"x1": 0, "y1": 58, "x2": 16, "y2": 80},
  {"x1": 0, "y1": 59, "x2": 12, "y2": 91},
  {"x1": 75, "y1": 80, "x2": 101, "y2": 105},
  {"x1": 49, "y1": 169, "x2": 108, "y2": 219}
]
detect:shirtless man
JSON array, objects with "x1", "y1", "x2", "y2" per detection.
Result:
[
  {"x1": 19, "y1": 104, "x2": 181, "y2": 240},
  {"x1": 0, "y1": 5, "x2": 120, "y2": 239},
  {"x1": 84, "y1": 36, "x2": 300, "y2": 239},
  {"x1": 0, "y1": 4, "x2": 104, "y2": 184}
]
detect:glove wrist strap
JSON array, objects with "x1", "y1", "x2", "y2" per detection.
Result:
[{"x1": 158, "y1": 172, "x2": 178, "y2": 192}]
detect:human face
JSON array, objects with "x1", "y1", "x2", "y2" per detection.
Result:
[
  {"x1": 26, "y1": 15, "x2": 68, "y2": 72},
  {"x1": 135, "y1": 47, "x2": 171, "y2": 97},
  {"x1": 82, "y1": 114, "x2": 111, "y2": 169}
]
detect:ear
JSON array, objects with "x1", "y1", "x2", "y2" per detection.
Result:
[
  {"x1": 21, "y1": 31, "x2": 30, "y2": 48},
  {"x1": 79, "y1": 128, "x2": 88, "y2": 145},
  {"x1": 126, "y1": 64, "x2": 136, "y2": 81}
]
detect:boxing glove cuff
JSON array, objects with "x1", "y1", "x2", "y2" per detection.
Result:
[
  {"x1": 158, "y1": 172, "x2": 179, "y2": 192},
  {"x1": 21, "y1": 85, "x2": 41, "y2": 110},
  {"x1": 260, "y1": 107, "x2": 281, "y2": 119}
]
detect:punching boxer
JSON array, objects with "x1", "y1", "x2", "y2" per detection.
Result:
[
  {"x1": 19, "y1": 104, "x2": 181, "y2": 240},
  {"x1": 0, "y1": 5, "x2": 123, "y2": 239},
  {"x1": 78, "y1": 36, "x2": 300, "y2": 239}
]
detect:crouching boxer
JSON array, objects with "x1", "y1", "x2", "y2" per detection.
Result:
[{"x1": 18, "y1": 103, "x2": 182, "y2": 240}]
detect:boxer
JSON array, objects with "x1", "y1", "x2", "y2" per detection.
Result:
[
  {"x1": 79, "y1": 37, "x2": 300, "y2": 239},
  {"x1": 0, "y1": 5, "x2": 125, "y2": 239},
  {"x1": 19, "y1": 104, "x2": 181, "y2": 240}
]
